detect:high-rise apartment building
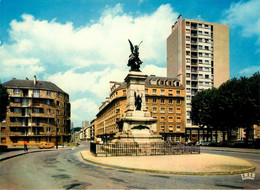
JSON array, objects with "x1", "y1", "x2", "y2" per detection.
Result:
[
  {"x1": 167, "y1": 15, "x2": 229, "y2": 141},
  {"x1": 0, "y1": 76, "x2": 71, "y2": 146}
]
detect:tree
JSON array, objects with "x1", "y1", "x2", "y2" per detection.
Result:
[
  {"x1": 0, "y1": 84, "x2": 9, "y2": 122},
  {"x1": 191, "y1": 72, "x2": 260, "y2": 144}
]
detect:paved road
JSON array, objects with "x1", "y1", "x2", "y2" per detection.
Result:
[{"x1": 0, "y1": 143, "x2": 259, "y2": 189}]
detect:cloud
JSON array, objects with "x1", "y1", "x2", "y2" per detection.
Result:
[
  {"x1": 239, "y1": 65, "x2": 260, "y2": 76},
  {"x1": 48, "y1": 67, "x2": 128, "y2": 98},
  {"x1": 0, "y1": 4, "x2": 178, "y2": 126},
  {"x1": 71, "y1": 98, "x2": 99, "y2": 126},
  {"x1": 142, "y1": 65, "x2": 166, "y2": 77},
  {"x1": 222, "y1": 0, "x2": 260, "y2": 47}
]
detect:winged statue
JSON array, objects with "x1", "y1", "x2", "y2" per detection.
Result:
[{"x1": 127, "y1": 39, "x2": 143, "y2": 71}]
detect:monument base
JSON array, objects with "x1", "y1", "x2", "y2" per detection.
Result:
[{"x1": 111, "y1": 111, "x2": 163, "y2": 143}]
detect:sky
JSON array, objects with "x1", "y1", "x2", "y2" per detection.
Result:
[{"x1": 0, "y1": 0, "x2": 259, "y2": 127}]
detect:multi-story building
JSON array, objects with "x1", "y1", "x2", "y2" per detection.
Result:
[
  {"x1": 0, "y1": 76, "x2": 71, "y2": 147},
  {"x1": 167, "y1": 15, "x2": 229, "y2": 141},
  {"x1": 95, "y1": 75, "x2": 186, "y2": 143}
]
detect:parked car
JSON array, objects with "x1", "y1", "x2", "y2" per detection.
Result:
[
  {"x1": 217, "y1": 141, "x2": 227, "y2": 147},
  {"x1": 38, "y1": 143, "x2": 55, "y2": 149},
  {"x1": 208, "y1": 141, "x2": 218, "y2": 146},
  {"x1": 199, "y1": 141, "x2": 210, "y2": 146}
]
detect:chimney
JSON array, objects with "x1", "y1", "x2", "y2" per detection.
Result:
[{"x1": 34, "y1": 75, "x2": 37, "y2": 86}]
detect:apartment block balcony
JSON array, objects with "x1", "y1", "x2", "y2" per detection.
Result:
[{"x1": 9, "y1": 132, "x2": 27, "y2": 136}]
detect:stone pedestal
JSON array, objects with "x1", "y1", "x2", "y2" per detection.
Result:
[{"x1": 112, "y1": 71, "x2": 163, "y2": 143}]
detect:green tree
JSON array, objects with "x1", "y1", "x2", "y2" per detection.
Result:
[
  {"x1": 0, "y1": 84, "x2": 9, "y2": 122},
  {"x1": 191, "y1": 72, "x2": 260, "y2": 144}
]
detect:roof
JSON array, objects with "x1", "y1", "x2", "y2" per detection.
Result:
[
  {"x1": 116, "y1": 75, "x2": 184, "y2": 90},
  {"x1": 2, "y1": 78, "x2": 66, "y2": 94}
]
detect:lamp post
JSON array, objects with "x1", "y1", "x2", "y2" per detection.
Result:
[{"x1": 55, "y1": 115, "x2": 58, "y2": 149}]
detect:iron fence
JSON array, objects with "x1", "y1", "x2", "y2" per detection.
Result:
[{"x1": 90, "y1": 142, "x2": 200, "y2": 157}]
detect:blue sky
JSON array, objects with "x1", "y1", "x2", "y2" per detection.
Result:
[{"x1": 0, "y1": 0, "x2": 259, "y2": 127}]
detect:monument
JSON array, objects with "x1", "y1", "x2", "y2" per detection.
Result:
[{"x1": 112, "y1": 40, "x2": 163, "y2": 143}]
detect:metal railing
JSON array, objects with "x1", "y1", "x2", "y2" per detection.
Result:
[{"x1": 90, "y1": 142, "x2": 200, "y2": 157}]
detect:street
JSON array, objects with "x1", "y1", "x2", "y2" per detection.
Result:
[{"x1": 0, "y1": 142, "x2": 259, "y2": 189}]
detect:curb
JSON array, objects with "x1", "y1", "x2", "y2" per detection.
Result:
[
  {"x1": 0, "y1": 148, "x2": 73, "y2": 162},
  {"x1": 201, "y1": 148, "x2": 260, "y2": 154},
  {"x1": 80, "y1": 152, "x2": 256, "y2": 176}
]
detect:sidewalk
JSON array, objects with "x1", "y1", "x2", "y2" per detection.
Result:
[
  {"x1": 0, "y1": 147, "x2": 72, "y2": 161},
  {"x1": 200, "y1": 146, "x2": 260, "y2": 154},
  {"x1": 81, "y1": 151, "x2": 256, "y2": 176}
]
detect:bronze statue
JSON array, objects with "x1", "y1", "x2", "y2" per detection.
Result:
[
  {"x1": 134, "y1": 91, "x2": 142, "y2": 110},
  {"x1": 128, "y1": 39, "x2": 143, "y2": 71}
]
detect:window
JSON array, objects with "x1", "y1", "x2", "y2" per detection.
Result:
[
  {"x1": 56, "y1": 109, "x2": 60, "y2": 115},
  {"x1": 199, "y1": 67, "x2": 203, "y2": 71},
  {"x1": 160, "y1": 108, "x2": 165, "y2": 113},
  {"x1": 169, "y1": 126, "x2": 173, "y2": 132},
  {"x1": 186, "y1": 66, "x2": 190, "y2": 70},
  {"x1": 161, "y1": 98, "x2": 165, "y2": 104},
  {"x1": 169, "y1": 108, "x2": 173, "y2": 113},
  {"x1": 47, "y1": 109, "x2": 51, "y2": 114},
  {"x1": 199, "y1": 60, "x2": 202, "y2": 64},
  {"x1": 205, "y1": 75, "x2": 209, "y2": 79},
  {"x1": 1, "y1": 137, "x2": 6, "y2": 143},
  {"x1": 33, "y1": 108, "x2": 41, "y2": 113},
  {"x1": 47, "y1": 91, "x2": 51, "y2": 96},
  {"x1": 186, "y1": 73, "x2": 190, "y2": 77},
  {"x1": 169, "y1": 99, "x2": 173, "y2": 104},
  {"x1": 57, "y1": 128, "x2": 60, "y2": 132},
  {"x1": 160, "y1": 126, "x2": 165, "y2": 132},
  {"x1": 168, "y1": 117, "x2": 173, "y2": 122},
  {"x1": 35, "y1": 137, "x2": 40, "y2": 143},
  {"x1": 13, "y1": 89, "x2": 20, "y2": 94},
  {"x1": 14, "y1": 108, "x2": 21, "y2": 113},
  {"x1": 160, "y1": 89, "x2": 165, "y2": 95},
  {"x1": 46, "y1": 100, "x2": 50, "y2": 105},
  {"x1": 152, "y1": 89, "x2": 157, "y2": 94},
  {"x1": 14, "y1": 98, "x2": 20, "y2": 103},
  {"x1": 177, "y1": 99, "x2": 181, "y2": 104},
  {"x1": 1, "y1": 127, "x2": 6, "y2": 132},
  {"x1": 152, "y1": 107, "x2": 157, "y2": 113},
  {"x1": 123, "y1": 90, "x2": 126, "y2": 94},
  {"x1": 160, "y1": 117, "x2": 165, "y2": 121},
  {"x1": 56, "y1": 92, "x2": 60, "y2": 97},
  {"x1": 47, "y1": 137, "x2": 50, "y2": 142},
  {"x1": 47, "y1": 118, "x2": 50, "y2": 123},
  {"x1": 145, "y1": 89, "x2": 148, "y2": 94},
  {"x1": 56, "y1": 101, "x2": 60, "y2": 106},
  {"x1": 57, "y1": 119, "x2": 60, "y2": 124},
  {"x1": 186, "y1": 81, "x2": 190, "y2": 85},
  {"x1": 152, "y1": 98, "x2": 156, "y2": 103},
  {"x1": 146, "y1": 97, "x2": 148, "y2": 103},
  {"x1": 33, "y1": 90, "x2": 40, "y2": 98},
  {"x1": 186, "y1": 36, "x2": 190, "y2": 41},
  {"x1": 46, "y1": 127, "x2": 51, "y2": 132},
  {"x1": 176, "y1": 91, "x2": 180, "y2": 95},
  {"x1": 22, "y1": 99, "x2": 29, "y2": 106}
]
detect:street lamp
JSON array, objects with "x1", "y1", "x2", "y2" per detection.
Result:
[{"x1": 55, "y1": 114, "x2": 58, "y2": 149}]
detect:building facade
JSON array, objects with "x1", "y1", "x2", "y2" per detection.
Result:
[
  {"x1": 0, "y1": 76, "x2": 71, "y2": 147},
  {"x1": 167, "y1": 15, "x2": 230, "y2": 141},
  {"x1": 95, "y1": 75, "x2": 186, "y2": 143}
]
